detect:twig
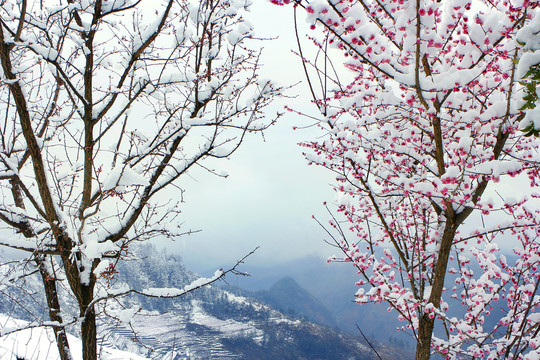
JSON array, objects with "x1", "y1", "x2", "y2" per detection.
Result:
[{"x1": 356, "y1": 323, "x2": 384, "y2": 360}]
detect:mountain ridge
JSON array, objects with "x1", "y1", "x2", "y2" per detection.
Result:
[{"x1": 251, "y1": 276, "x2": 338, "y2": 328}]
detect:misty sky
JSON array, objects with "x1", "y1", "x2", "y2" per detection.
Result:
[{"x1": 172, "y1": 2, "x2": 340, "y2": 271}]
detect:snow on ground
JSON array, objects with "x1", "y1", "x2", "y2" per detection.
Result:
[
  {"x1": 190, "y1": 300, "x2": 264, "y2": 344},
  {"x1": 223, "y1": 291, "x2": 252, "y2": 306},
  {"x1": 0, "y1": 314, "x2": 148, "y2": 360},
  {"x1": 223, "y1": 290, "x2": 267, "y2": 312},
  {"x1": 271, "y1": 316, "x2": 302, "y2": 326}
]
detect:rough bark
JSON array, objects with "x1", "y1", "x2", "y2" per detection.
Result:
[
  {"x1": 415, "y1": 220, "x2": 457, "y2": 360},
  {"x1": 80, "y1": 287, "x2": 97, "y2": 360}
]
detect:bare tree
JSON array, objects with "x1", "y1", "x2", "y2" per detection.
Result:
[{"x1": 0, "y1": 0, "x2": 280, "y2": 359}]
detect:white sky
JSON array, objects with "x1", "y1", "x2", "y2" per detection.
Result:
[{"x1": 171, "y1": 1, "x2": 340, "y2": 270}]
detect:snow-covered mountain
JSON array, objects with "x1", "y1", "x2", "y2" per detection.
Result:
[
  {"x1": 99, "y1": 295, "x2": 377, "y2": 360},
  {"x1": 0, "y1": 245, "x2": 411, "y2": 359},
  {"x1": 198, "y1": 255, "x2": 417, "y2": 351},
  {"x1": 106, "y1": 245, "x2": 408, "y2": 359}
]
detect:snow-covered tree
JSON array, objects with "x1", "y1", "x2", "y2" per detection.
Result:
[
  {"x1": 273, "y1": 0, "x2": 540, "y2": 359},
  {"x1": 0, "y1": 0, "x2": 279, "y2": 359}
]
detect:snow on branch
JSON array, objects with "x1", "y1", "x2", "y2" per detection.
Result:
[{"x1": 88, "y1": 247, "x2": 259, "y2": 312}]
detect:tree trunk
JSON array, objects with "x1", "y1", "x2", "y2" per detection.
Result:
[
  {"x1": 37, "y1": 256, "x2": 73, "y2": 360},
  {"x1": 79, "y1": 278, "x2": 98, "y2": 360},
  {"x1": 415, "y1": 218, "x2": 457, "y2": 360},
  {"x1": 63, "y1": 257, "x2": 98, "y2": 360},
  {"x1": 81, "y1": 304, "x2": 97, "y2": 360},
  {"x1": 416, "y1": 314, "x2": 435, "y2": 360}
]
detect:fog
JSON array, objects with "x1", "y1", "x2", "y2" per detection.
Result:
[{"x1": 171, "y1": 1, "x2": 339, "y2": 270}]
